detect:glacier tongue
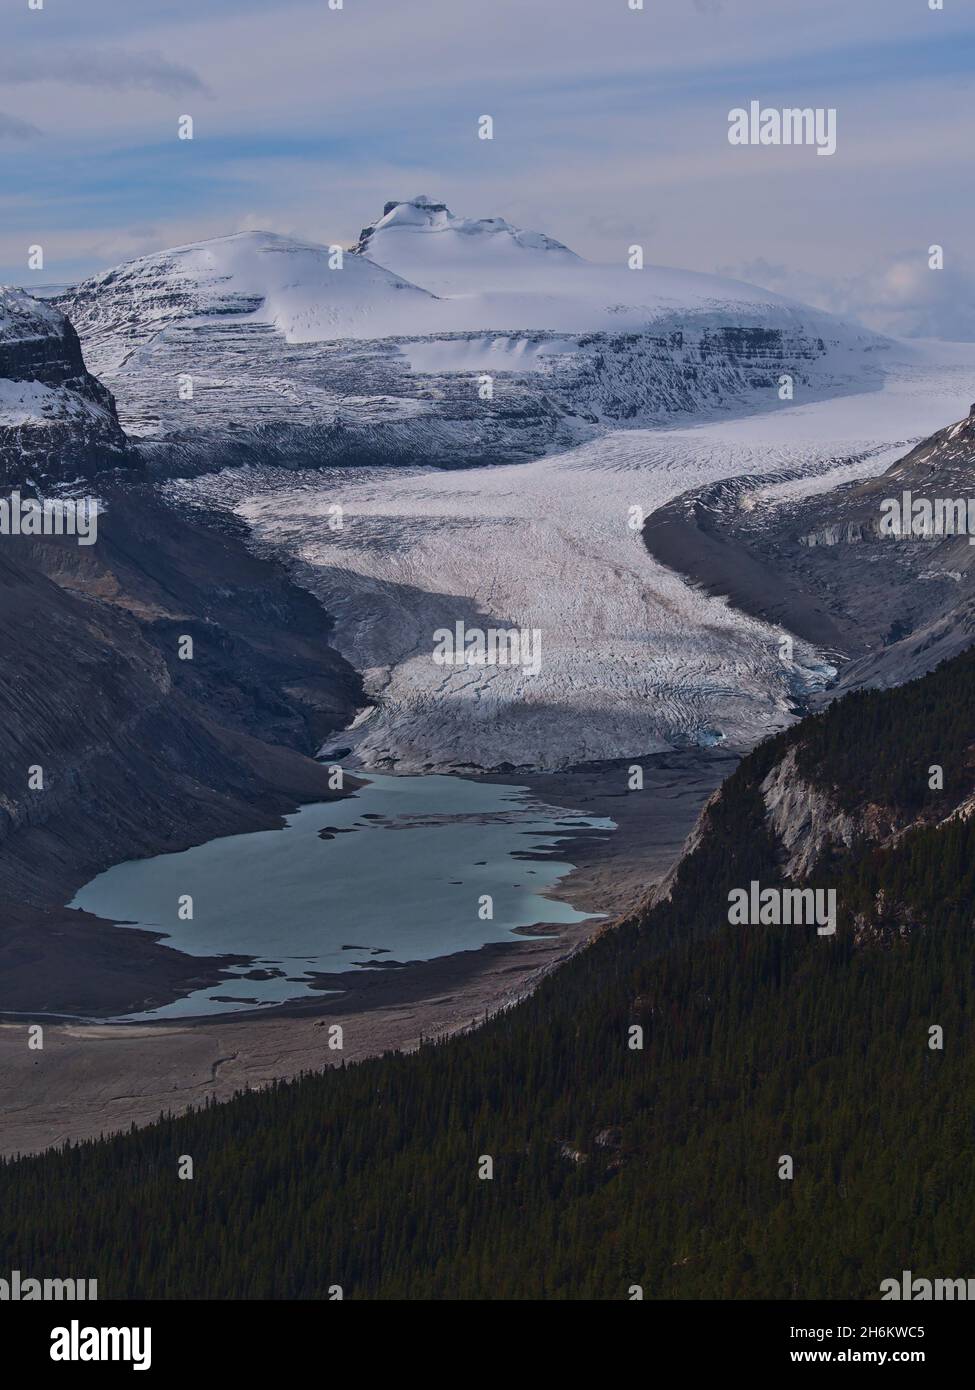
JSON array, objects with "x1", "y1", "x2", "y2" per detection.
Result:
[{"x1": 169, "y1": 341, "x2": 975, "y2": 773}]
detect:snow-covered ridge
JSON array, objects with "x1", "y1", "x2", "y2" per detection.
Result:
[
  {"x1": 57, "y1": 230, "x2": 440, "y2": 370},
  {"x1": 51, "y1": 197, "x2": 889, "y2": 471},
  {"x1": 351, "y1": 195, "x2": 849, "y2": 332},
  {"x1": 351, "y1": 193, "x2": 582, "y2": 295},
  {"x1": 0, "y1": 286, "x2": 66, "y2": 343},
  {"x1": 59, "y1": 204, "x2": 875, "y2": 353}
]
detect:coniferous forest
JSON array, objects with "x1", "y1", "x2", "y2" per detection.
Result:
[{"x1": 2, "y1": 650, "x2": 973, "y2": 1300}]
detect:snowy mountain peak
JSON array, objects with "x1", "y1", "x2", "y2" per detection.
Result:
[
  {"x1": 357, "y1": 194, "x2": 575, "y2": 250},
  {"x1": 56, "y1": 228, "x2": 440, "y2": 368},
  {"x1": 352, "y1": 196, "x2": 580, "y2": 294},
  {"x1": 0, "y1": 285, "x2": 66, "y2": 344}
]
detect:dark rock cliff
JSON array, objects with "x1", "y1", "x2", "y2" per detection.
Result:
[{"x1": 0, "y1": 287, "x2": 130, "y2": 483}]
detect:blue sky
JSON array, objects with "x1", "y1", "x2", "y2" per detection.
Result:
[{"x1": 2, "y1": 0, "x2": 974, "y2": 336}]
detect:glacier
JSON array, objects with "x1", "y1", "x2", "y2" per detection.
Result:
[
  {"x1": 24, "y1": 194, "x2": 962, "y2": 772},
  {"x1": 170, "y1": 340, "x2": 975, "y2": 772}
]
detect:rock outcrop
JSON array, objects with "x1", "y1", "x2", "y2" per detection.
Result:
[
  {"x1": 759, "y1": 746, "x2": 861, "y2": 879},
  {"x1": 0, "y1": 287, "x2": 129, "y2": 483}
]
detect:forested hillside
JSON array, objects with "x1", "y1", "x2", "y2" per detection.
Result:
[
  {"x1": 2, "y1": 649, "x2": 973, "y2": 1300},
  {"x1": 795, "y1": 645, "x2": 975, "y2": 814}
]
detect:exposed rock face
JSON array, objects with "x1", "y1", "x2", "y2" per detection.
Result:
[
  {"x1": 759, "y1": 746, "x2": 860, "y2": 879},
  {"x1": 0, "y1": 287, "x2": 129, "y2": 483},
  {"x1": 797, "y1": 408, "x2": 975, "y2": 550},
  {"x1": 657, "y1": 722, "x2": 967, "y2": 934}
]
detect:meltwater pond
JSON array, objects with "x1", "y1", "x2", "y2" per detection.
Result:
[{"x1": 70, "y1": 772, "x2": 615, "y2": 1020}]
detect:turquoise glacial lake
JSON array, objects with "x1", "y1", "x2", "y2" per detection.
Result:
[{"x1": 69, "y1": 772, "x2": 615, "y2": 1020}]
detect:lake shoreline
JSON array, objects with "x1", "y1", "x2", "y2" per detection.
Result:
[
  {"x1": 0, "y1": 749, "x2": 732, "y2": 1157},
  {"x1": 67, "y1": 770, "x2": 617, "y2": 1023}
]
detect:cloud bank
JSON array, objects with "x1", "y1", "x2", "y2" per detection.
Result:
[{"x1": 721, "y1": 255, "x2": 975, "y2": 342}]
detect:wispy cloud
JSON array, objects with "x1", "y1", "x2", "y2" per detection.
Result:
[
  {"x1": 0, "y1": 48, "x2": 208, "y2": 95},
  {"x1": 0, "y1": 111, "x2": 42, "y2": 140}
]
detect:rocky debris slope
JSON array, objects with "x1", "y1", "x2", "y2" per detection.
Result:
[
  {"x1": 0, "y1": 287, "x2": 130, "y2": 484},
  {"x1": 642, "y1": 403, "x2": 975, "y2": 696},
  {"x1": 0, "y1": 508, "x2": 358, "y2": 913}
]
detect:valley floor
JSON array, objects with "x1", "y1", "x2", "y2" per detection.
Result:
[{"x1": 8, "y1": 341, "x2": 975, "y2": 1157}]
